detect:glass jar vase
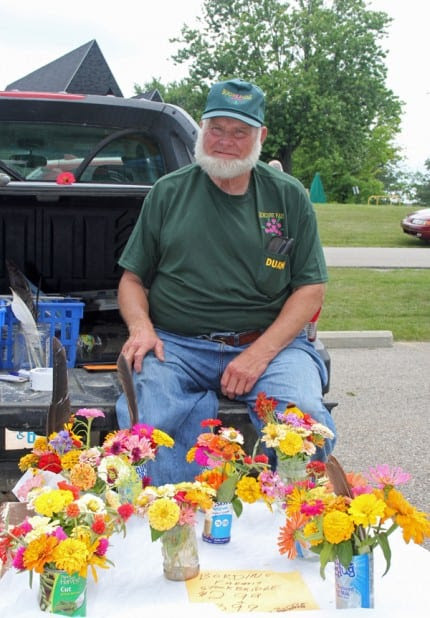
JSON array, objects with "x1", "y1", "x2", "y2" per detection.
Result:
[{"x1": 161, "y1": 523, "x2": 200, "y2": 581}]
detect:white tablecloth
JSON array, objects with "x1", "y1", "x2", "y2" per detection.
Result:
[{"x1": 0, "y1": 502, "x2": 428, "y2": 617}]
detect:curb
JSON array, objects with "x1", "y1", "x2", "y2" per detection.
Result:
[{"x1": 318, "y1": 330, "x2": 394, "y2": 349}]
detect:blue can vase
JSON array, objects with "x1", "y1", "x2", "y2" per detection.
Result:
[
  {"x1": 334, "y1": 553, "x2": 374, "y2": 609},
  {"x1": 202, "y1": 502, "x2": 233, "y2": 544}
]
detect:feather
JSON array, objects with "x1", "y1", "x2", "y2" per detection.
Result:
[
  {"x1": 6, "y1": 259, "x2": 37, "y2": 320},
  {"x1": 10, "y1": 288, "x2": 45, "y2": 368},
  {"x1": 116, "y1": 353, "x2": 139, "y2": 427},
  {"x1": 325, "y1": 455, "x2": 354, "y2": 498},
  {"x1": 46, "y1": 337, "x2": 70, "y2": 436}
]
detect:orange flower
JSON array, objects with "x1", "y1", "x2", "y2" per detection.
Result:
[
  {"x1": 69, "y1": 462, "x2": 97, "y2": 490},
  {"x1": 278, "y1": 512, "x2": 308, "y2": 559},
  {"x1": 66, "y1": 502, "x2": 81, "y2": 518},
  {"x1": 23, "y1": 536, "x2": 59, "y2": 573}
]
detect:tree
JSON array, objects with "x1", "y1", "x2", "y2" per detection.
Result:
[
  {"x1": 413, "y1": 159, "x2": 430, "y2": 205},
  {"x1": 138, "y1": 0, "x2": 403, "y2": 202}
]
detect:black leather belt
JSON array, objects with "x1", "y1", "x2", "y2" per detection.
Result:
[{"x1": 198, "y1": 330, "x2": 264, "y2": 346}]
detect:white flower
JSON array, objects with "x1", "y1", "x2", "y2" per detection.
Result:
[
  {"x1": 312, "y1": 423, "x2": 334, "y2": 439},
  {"x1": 76, "y1": 493, "x2": 106, "y2": 514},
  {"x1": 219, "y1": 427, "x2": 244, "y2": 444},
  {"x1": 98, "y1": 455, "x2": 132, "y2": 487},
  {"x1": 25, "y1": 516, "x2": 60, "y2": 541}
]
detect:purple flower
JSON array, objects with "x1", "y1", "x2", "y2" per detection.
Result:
[
  {"x1": 12, "y1": 546, "x2": 25, "y2": 570},
  {"x1": 53, "y1": 527, "x2": 68, "y2": 541},
  {"x1": 49, "y1": 430, "x2": 74, "y2": 453}
]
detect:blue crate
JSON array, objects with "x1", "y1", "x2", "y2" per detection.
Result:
[
  {"x1": 0, "y1": 298, "x2": 84, "y2": 369},
  {"x1": 0, "y1": 300, "x2": 6, "y2": 329}
]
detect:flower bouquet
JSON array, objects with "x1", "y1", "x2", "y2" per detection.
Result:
[
  {"x1": 254, "y1": 391, "x2": 334, "y2": 484},
  {"x1": 135, "y1": 481, "x2": 216, "y2": 580},
  {"x1": 15, "y1": 409, "x2": 174, "y2": 504},
  {"x1": 186, "y1": 418, "x2": 270, "y2": 515},
  {"x1": 0, "y1": 481, "x2": 134, "y2": 615},
  {"x1": 186, "y1": 418, "x2": 270, "y2": 544},
  {"x1": 277, "y1": 456, "x2": 430, "y2": 608}
]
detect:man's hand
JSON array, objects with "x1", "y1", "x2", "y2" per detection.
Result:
[
  {"x1": 220, "y1": 346, "x2": 269, "y2": 399},
  {"x1": 121, "y1": 325, "x2": 164, "y2": 373}
]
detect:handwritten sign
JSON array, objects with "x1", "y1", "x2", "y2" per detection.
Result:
[{"x1": 186, "y1": 569, "x2": 319, "y2": 613}]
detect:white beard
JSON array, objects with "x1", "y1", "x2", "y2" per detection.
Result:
[{"x1": 194, "y1": 127, "x2": 262, "y2": 179}]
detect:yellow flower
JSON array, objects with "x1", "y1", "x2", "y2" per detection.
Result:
[
  {"x1": 33, "y1": 489, "x2": 74, "y2": 517},
  {"x1": 385, "y1": 488, "x2": 430, "y2": 544},
  {"x1": 34, "y1": 436, "x2": 50, "y2": 451},
  {"x1": 236, "y1": 476, "x2": 261, "y2": 503},
  {"x1": 148, "y1": 498, "x2": 180, "y2": 531},
  {"x1": 349, "y1": 493, "x2": 386, "y2": 527},
  {"x1": 303, "y1": 521, "x2": 322, "y2": 546},
  {"x1": 323, "y1": 511, "x2": 355, "y2": 544},
  {"x1": 152, "y1": 429, "x2": 174, "y2": 448},
  {"x1": 186, "y1": 446, "x2": 197, "y2": 463},
  {"x1": 69, "y1": 462, "x2": 97, "y2": 490},
  {"x1": 261, "y1": 423, "x2": 283, "y2": 448},
  {"x1": 61, "y1": 450, "x2": 81, "y2": 470},
  {"x1": 52, "y1": 538, "x2": 89, "y2": 576},
  {"x1": 18, "y1": 453, "x2": 39, "y2": 472},
  {"x1": 278, "y1": 431, "x2": 303, "y2": 457},
  {"x1": 23, "y1": 535, "x2": 59, "y2": 573},
  {"x1": 286, "y1": 486, "x2": 307, "y2": 514}
]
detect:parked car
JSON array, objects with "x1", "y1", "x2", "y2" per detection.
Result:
[{"x1": 401, "y1": 208, "x2": 430, "y2": 242}]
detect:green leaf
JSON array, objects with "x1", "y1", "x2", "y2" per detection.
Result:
[
  {"x1": 231, "y1": 496, "x2": 243, "y2": 518},
  {"x1": 319, "y1": 542, "x2": 335, "y2": 579},
  {"x1": 150, "y1": 526, "x2": 165, "y2": 543},
  {"x1": 376, "y1": 532, "x2": 392, "y2": 576},
  {"x1": 216, "y1": 474, "x2": 239, "y2": 503},
  {"x1": 337, "y1": 540, "x2": 354, "y2": 569}
]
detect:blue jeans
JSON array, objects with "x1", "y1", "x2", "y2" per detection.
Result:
[{"x1": 115, "y1": 329, "x2": 336, "y2": 485}]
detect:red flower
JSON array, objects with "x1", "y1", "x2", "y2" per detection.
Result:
[
  {"x1": 254, "y1": 392, "x2": 278, "y2": 421},
  {"x1": 306, "y1": 461, "x2": 326, "y2": 476},
  {"x1": 37, "y1": 452, "x2": 62, "y2": 473},
  {"x1": 92, "y1": 515, "x2": 106, "y2": 534},
  {"x1": 118, "y1": 503, "x2": 134, "y2": 521},
  {"x1": 57, "y1": 481, "x2": 80, "y2": 500},
  {"x1": 254, "y1": 454, "x2": 269, "y2": 464},
  {"x1": 244, "y1": 456, "x2": 252, "y2": 465},
  {"x1": 201, "y1": 419, "x2": 222, "y2": 428},
  {"x1": 56, "y1": 172, "x2": 75, "y2": 185}
]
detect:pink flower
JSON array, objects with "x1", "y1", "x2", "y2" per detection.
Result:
[
  {"x1": 16, "y1": 473, "x2": 44, "y2": 501},
  {"x1": 194, "y1": 447, "x2": 210, "y2": 467},
  {"x1": 12, "y1": 546, "x2": 25, "y2": 570},
  {"x1": 95, "y1": 537, "x2": 109, "y2": 556},
  {"x1": 300, "y1": 500, "x2": 325, "y2": 516},
  {"x1": 75, "y1": 408, "x2": 105, "y2": 419},
  {"x1": 53, "y1": 527, "x2": 68, "y2": 541},
  {"x1": 366, "y1": 465, "x2": 411, "y2": 488},
  {"x1": 56, "y1": 172, "x2": 75, "y2": 185}
]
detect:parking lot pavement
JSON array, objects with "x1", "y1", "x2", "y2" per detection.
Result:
[{"x1": 327, "y1": 341, "x2": 430, "y2": 550}]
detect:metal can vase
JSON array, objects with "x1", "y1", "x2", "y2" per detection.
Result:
[
  {"x1": 334, "y1": 553, "x2": 374, "y2": 609},
  {"x1": 38, "y1": 568, "x2": 87, "y2": 616},
  {"x1": 202, "y1": 501, "x2": 233, "y2": 544},
  {"x1": 161, "y1": 523, "x2": 200, "y2": 581}
]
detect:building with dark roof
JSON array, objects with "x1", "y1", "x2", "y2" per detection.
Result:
[{"x1": 6, "y1": 40, "x2": 123, "y2": 97}]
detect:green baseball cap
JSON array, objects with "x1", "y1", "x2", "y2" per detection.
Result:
[{"x1": 202, "y1": 78, "x2": 265, "y2": 127}]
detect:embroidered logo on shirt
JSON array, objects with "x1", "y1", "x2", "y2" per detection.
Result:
[{"x1": 265, "y1": 257, "x2": 286, "y2": 270}]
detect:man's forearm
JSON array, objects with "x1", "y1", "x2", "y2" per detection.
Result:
[
  {"x1": 250, "y1": 283, "x2": 325, "y2": 361},
  {"x1": 118, "y1": 271, "x2": 153, "y2": 334}
]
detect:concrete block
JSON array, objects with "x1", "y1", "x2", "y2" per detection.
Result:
[{"x1": 318, "y1": 330, "x2": 393, "y2": 349}]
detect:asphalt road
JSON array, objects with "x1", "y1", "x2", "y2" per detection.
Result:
[{"x1": 324, "y1": 246, "x2": 430, "y2": 268}]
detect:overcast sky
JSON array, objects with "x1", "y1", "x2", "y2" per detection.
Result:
[{"x1": 0, "y1": 0, "x2": 428, "y2": 172}]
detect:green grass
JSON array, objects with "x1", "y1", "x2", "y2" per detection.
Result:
[
  {"x1": 314, "y1": 203, "x2": 423, "y2": 247},
  {"x1": 319, "y1": 268, "x2": 430, "y2": 340}
]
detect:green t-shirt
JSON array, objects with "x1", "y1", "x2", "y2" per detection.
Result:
[{"x1": 118, "y1": 161, "x2": 327, "y2": 335}]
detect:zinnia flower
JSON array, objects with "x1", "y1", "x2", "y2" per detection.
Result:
[
  {"x1": 56, "y1": 172, "x2": 75, "y2": 185},
  {"x1": 322, "y1": 511, "x2": 355, "y2": 544},
  {"x1": 69, "y1": 462, "x2": 97, "y2": 490},
  {"x1": 37, "y1": 453, "x2": 62, "y2": 474},
  {"x1": 147, "y1": 498, "x2": 180, "y2": 531},
  {"x1": 236, "y1": 477, "x2": 261, "y2": 503},
  {"x1": 52, "y1": 538, "x2": 89, "y2": 576},
  {"x1": 23, "y1": 535, "x2": 59, "y2": 573},
  {"x1": 278, "y1": 431, "x2": 303, "y2": 457},
  {"x1": 151, "y1": 429, "x2": 174, "y2": 448},
  {"x1": 366, "y1": 465, "x2": 411, "y2": 488},
  {"x1": 349, "y1": 493, "x2": 386, "y2": 527},
  {"x1": 33, "y1": 489, "x2": 74, "y2": 517},
  {"x1": 75, "y1": 408, "x2": 105, "y2": 419}
]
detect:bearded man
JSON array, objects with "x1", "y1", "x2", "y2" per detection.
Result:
[{"x1": 115, "y1": 78, "x2": 335, "y2": 485}]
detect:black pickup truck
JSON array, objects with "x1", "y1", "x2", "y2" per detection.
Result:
[{"x1": 0, "y1": 90, "x2": 198, "y2": 362}]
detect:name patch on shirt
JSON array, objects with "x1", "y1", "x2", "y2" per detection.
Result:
[{"x1": 265, "y1": 257, "x2": 286, "y2": 270}]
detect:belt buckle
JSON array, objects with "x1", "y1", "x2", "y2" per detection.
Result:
[{"x1": 209, "y1": 331, "x2": 234, "y2": 345}]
